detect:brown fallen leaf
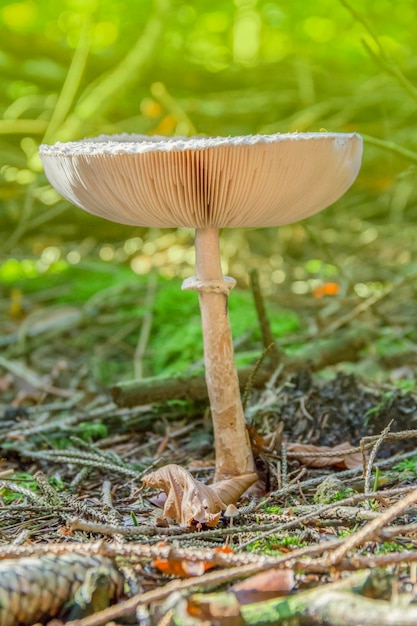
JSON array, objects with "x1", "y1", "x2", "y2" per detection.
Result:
[
  {"x1": 142, "y1": 464, "x2": 257, "y2": 527},
  {"x1": 153, "y1": 543, "x2": 234, "y2": 577},
  {"x1": 287, "y1": 441, "x2": 362, "y2": 469},
  {"x1": 231, "y1": 568, "x2": 295, "y2": 604}
]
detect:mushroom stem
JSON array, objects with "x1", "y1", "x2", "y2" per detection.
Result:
[{"x1": 182, "y1": 227, "x2": 256, "y2": 482}]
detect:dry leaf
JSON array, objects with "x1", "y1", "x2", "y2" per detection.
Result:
[
  {"x1": 231, "y1": 568, "x2": 295, "y2": 604},
  {"x1": 153, "y1": 556, "x2": 206, "y2": 577},
  {"x1": 153, "y1": 544, "x2": 233, "y2": 578},
  {"x1": 149, "y1": 492, "x2": 168, "y2": 509},
  {"x1": 287, "y1": 441, "x2": 362, "y2": 469},
  {"x1": 142, "y1": 464, "x2": 257, "y2": 527}
]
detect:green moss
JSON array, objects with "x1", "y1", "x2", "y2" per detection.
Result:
[
  {"x1": 377, "y1": 542, "x2": 413, "y2": 554},
  {"x1": 0, "y1": 472, "x2": 38, "y2": 503},
  {"x1": 262, "y1": 505, "x2": 283, "y2": 515},
  {"x1": 78, "y1": 421, "x2": 108, "y2": 442},
  {"x1": 393, "y1": 456, "x2": 417, "y2": 476},
  {"x1": 246, "y1": 534, "x2": 306, "y2": 555}
]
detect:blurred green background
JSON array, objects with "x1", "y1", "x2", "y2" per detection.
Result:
[{"x1": 0, "y1": 0, "x2": 416, "y2": 383}]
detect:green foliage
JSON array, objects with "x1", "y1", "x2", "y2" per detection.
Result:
[
  {"x1": 0, "y1": 472, "x2": 63, "y2": 502},
  {"x1": 78, "y1": 421, "x2": 108, "y2": 442},
  {"x1": 149, "y1": 276, "x2": 299, "y2": 375},
  {"x1": 1, "y1": 0, "x2": 417, "y2": 248},
  {"x1": 0, "y1": 257, "x2": 137, "y2": 301},
  {"x1": 49, "y1": 475, "x2": 65, "y2": 490},
  {"x1": 374, "y1": 332, "x2": 414, "y2": 359},
  {"x1": 0, "y1": 472, "x2": 38, "y2": 503},
  {"x1": 364, "y1": 390, "x2": 395, "y2": 424},
  {"x1": 393, "y1": 456, "x2": 417, "y2": 475},
  {"x1": 278, "y1": 536, "x2": 305, "y2": 548},
  {"x1": 262, "y1": 505, "x2": 283, "y2": 515},
  {"x1": 247, "y1": 533, "x2": 306, "y2": 555},
  {"x1": 269, "y1": 309, "x2": 300, "y2": 338},
  {"x1": 323, "y1": 487, "x2": 355, "y2": 504},
  {"x1": 0, "y1": 257, "x2": 300, "y2": 380},
  {"x1": 0, "y1": 258, "x2": 67, "y2": 282},
  {"x1": 150, "y1": 281, "x2": 203, "y2": 374},
  {"x1": 393, "y1": 378, "x2": 417, "y2": 392},
  {"x1": 377, "y1": 541, "x2": 413, "y2": 554}
]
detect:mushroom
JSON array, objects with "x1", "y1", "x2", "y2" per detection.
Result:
[{"x1": 39, "y1": 132, "x2": 363, "y2": 482}]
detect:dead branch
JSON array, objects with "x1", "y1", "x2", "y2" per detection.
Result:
[
  {"x1": 112, "y1": 326, "x2": 370, "y2": 407},
  {"x1": 241, "y1": 586, "x2": 417, "y2": 626}
]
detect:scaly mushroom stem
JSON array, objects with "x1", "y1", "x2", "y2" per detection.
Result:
[{"x1": 182, "y1": 227, "x2": 256, "y2": 482}]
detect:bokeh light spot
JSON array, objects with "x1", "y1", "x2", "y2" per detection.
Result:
[
  {"x1": 303, "y1": 17, "x2": 335, "y2": 43},
  {"x1": 1, "y1": 1, "x2": 37, "y2": 32}
]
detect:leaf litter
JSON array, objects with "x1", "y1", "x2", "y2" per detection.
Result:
[{"x1": 1, "y1": 276, "x2": 417, "y2": 625}]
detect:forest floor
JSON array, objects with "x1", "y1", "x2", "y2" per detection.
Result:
[{"x1": 1, "y1": 254, "x2": 417, "y2": 626}]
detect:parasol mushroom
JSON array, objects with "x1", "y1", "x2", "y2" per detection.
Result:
[{"x1": 39, "y1": 132, "x2": 363, "y2": 482}]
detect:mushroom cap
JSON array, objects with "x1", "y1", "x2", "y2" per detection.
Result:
[{"x1": 39, "y1": 132, "x2": 362, "y2": 229}]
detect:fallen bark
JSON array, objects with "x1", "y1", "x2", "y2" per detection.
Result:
[
  {"x1": 111, "y1": 326, "x2": 370, "y2": 407},
  {"x1": 241, "y1": 589, "x2": 417, "y2": 626},
  {"x1": 111, "y1": 366, "x2": 268, "y2": 407},
  {"x1": 172, "y1": 570, "x2": 398, "y2": 626}
]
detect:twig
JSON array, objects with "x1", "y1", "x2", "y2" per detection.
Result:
[
  {"x1": 363, "y1": 421, "x2": 392, "y2": 506},
  {"x1": 281, "y1": 430, "x2": 417, "y2": 465},
  {"x1": 21, "y1": 448, "x2": 146, "y2": 480},
  {"x1": 0, "y1": 481, "x2": 48, "y2": 506},
  {"x1": 280, "y1": 442, "x2": 288, "y2": 489},
  {"x1": 68, "y1": 517, "x2": 186, "y2": 537},
  {"x1": 0, "y1": 470, "x2": 14, "y2": 479},
  {"x1": 0, "y1": 536, "x2": 340, "y2": 567},
  {"x1": 70, "y1": 467, "x2": 93, "y2": 489},
  {"x1": 239, "y1": 486, "x2": 417, "y2": 550},
  {"x1": 327, "y1": 486, "x2": 417, "y2": 566},
  {"x1": 290, "y1": 505, "x2": 379, "y2": 524},
  {"x1": 112, "y1": 326, "x2": 370, "y2": 406},
  {"x1": 112, "y1": 365, "x2": 273, "y2": 407},
  {"x1": 242, "y1": 584, "x2": 417, "y2": 626},
  {"x1": 320, "y1": 285, "x2": 393, "y2": 335},
  {"x1": 62, "y1": 541, "x2": 348, "y2": 626},
  {"x1": 262, "y1": 448, "x2": 417, "y2": 507},
  {"x1": 337, "y1": 549, "x2": 417, "y2": 571},
  {"x1": 242, "y1": 343, "x2": 277, "y2": 410},
  {"x1": 1, "y1": 402, "x2": 152, "y2": 440},
  {"x1": 249, "y1": 268, "x2": 281, "y2": 367},
  {"x1": 0, "y1": 355, "x2": 74, "y2": 398},
  {"x1": 101, "y1": 481, "x2": 124, "y2": 544}
]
